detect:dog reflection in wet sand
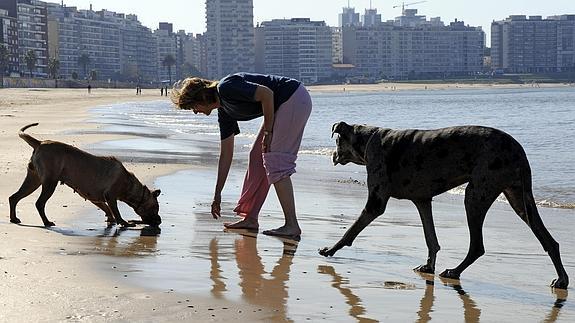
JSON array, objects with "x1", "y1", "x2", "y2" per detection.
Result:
[
  {"x1": 9, "y1": 123, "x2": 162, "y2": 227},
  {"x1": 320, "y1": 122, "x2": 569, "y2": 289}
]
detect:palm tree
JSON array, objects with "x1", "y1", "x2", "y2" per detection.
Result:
[
  {"x1": 77, "y1": 53, "x2": 91, "y2": 79},
  {"x1": 0, "y1": 45, "x2": 9, "y2": 86},
  {"x1": 162, "y1": 54, "x2": 176, "y2": 84},
  {"x1": 47, "y1": 57, "x2": 60, "y2": 79},
  {"x1": 24, "y1": 49, "x2": 37, "y2": 78}
]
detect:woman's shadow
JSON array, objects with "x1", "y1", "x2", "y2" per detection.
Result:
[{"x1": 209, "y1": 232, "x2": 297, "y2": 322}]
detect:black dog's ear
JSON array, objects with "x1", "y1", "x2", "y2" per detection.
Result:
[
  {"x1": 153, "y1": 189, "x2": 161, "y2": 197},
  {"x1": 331, "y1": 122, "x2": 350, "y2": 138}
]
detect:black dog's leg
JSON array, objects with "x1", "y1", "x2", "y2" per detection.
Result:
[
  {"x1": 91, "y1": 201, "x2": 116, "y2": 224},
  {"x1": 320, "y1": 187, "x2": 389, "y2": 257},
  {"x1": 440, "y1": 182, "x2": 499, "y2": 279},
  {"x1": 504, "y1": 186, "x2": 569, "y2": 289},
  {"x1": 413, "y1": 199, "x2": 440, "y2": 274},
  {"x1": 105, "y1": 196, "x2": 134, "y2": 227},
  {"x1": 9, "y1": 164, "x2": 41, "y2": 224},
  {"x1": 35, "y1": 180, "x2": 58, "y2": 227}
]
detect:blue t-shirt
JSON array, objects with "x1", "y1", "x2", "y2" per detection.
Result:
[{"x1": 217, "y1": 73, "x2": 301, "y2": 140}]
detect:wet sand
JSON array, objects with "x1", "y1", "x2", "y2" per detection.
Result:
[{"x1": 1, "y1": 87, "x2": 574, "y2": 322}]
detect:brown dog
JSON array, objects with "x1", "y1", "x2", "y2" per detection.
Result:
[
  {"x1": 320, "y1": 122, "x2": 568, "y2": 289},
  {"x1": 9, "y1": 123, "x2": 162, "y2": 227}
]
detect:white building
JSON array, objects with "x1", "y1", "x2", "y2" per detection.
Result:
[
  {"x1": 255, "y1": 18, "x2": 332, "y2": 84},
  {"x1": 205, "y1": 0, "x2": 255, "y2": 79}
]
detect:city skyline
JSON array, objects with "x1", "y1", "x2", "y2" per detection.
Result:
[{"x1": 45, "y1": 0, "x2": 575, "y2": 46}]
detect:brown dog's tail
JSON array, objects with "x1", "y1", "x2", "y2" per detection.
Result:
[{"x1": 19, "y1": 123, "x2": 41, "y2": 149}]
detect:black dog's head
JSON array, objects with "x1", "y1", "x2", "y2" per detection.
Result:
[
  {"x1": 135, "y1": 187, "x2": 162, "y2": 226},
  {"x1": 331, "y1": 122, "x2": 372, "y2": 166}
]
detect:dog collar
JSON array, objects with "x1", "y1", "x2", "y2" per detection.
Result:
[{"x1": 363, "y1": 129, "x2": 379, "y2": 164}]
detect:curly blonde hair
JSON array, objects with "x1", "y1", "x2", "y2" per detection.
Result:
[{"x1": 171, "y1": 77, "x2": 219, "y2": 110}]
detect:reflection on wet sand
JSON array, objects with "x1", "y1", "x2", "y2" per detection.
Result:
[
  {"x1": 92, "y1": 225, "x2": 160, "y2": 257},
  {"x1": 209, "y1": 232, "x2": 298, "y2": 322},
  {"x1": 318, "y1": 265, "x2": 378, "y2": 323},
  {"x1": 437, "y1": 276, "x2": 481, "y2": 323},
  {"x1": 544, "y1": 289, "x2": 568, "y2": 323}
]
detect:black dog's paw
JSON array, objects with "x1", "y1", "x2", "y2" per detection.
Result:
[
  {"x1": 10, "y1": 217, "x2": 21, "y2": 224},
  {"x1": 439, "y1": 269, "x2": 460, "y2": 280},
  {"x1": 413, "y1": 264, "x2": 435, "y2": 274},
  {"x1": 43, "y1": 221, "x2": 56, "y2": 227},
  {"x1": 120, "y1": 222, "x2": 137, "y2": 228},
  {"x1": 550, "y1": 278, "x2": 569, "y2": 290},
  {"x1": 319, "y1": 247, "x2": 335, "y2": 257}
]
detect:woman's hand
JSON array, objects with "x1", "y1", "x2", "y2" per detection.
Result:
[
  {"x1": 211, "y1": 194, "x2": 221, "y2": 219},
  {"x1": 262, "y1": 132, "x2": 272, "y2": 153}
]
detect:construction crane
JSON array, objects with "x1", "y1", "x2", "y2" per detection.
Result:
[{"x1": 393, "y1": 1, "x2": 427, "y2": 15}]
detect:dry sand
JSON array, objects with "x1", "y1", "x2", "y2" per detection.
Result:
[{"x1": 0, "y1": 88, "x2": 271, "y2": 322}]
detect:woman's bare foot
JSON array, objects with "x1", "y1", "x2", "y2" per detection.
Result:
[
  {"x1": 262, "y1": 226, "x2": 301, "y2": 239},
  {"x1": 224, "y1": 217, "x2": 259, "y2": 230}
]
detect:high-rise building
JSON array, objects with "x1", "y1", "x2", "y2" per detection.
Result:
[
  {"x1": 1, "y1": 0, "x2": 49, "y2": 77},
  {"x1": 362, "y1": 8, "x2": 381, "y2": 27},
  {"x1": 339, "y1": 6, "x2": 360, "y2": 27},
  {"x1": 255, "y1": 18, "x2": 332, "y2": 84},
  {"x1": 344, "y1": 16, "x2": 485, "y2": 80},
  {"x1": 205, "y1": 0, "x2": 255, "y2": 79},
  {"x1": 492, "y1": 15, "x2": 575, "y2": 73},
  {"x1": 331, "y1": 27, "x2": 343, "y2": 64},
  {"x1": 155, "y1": 23, "x2": 177, "y2": 82},
  {"x1": 0, "y1": 7, "x2": 19, "y2": 76}
]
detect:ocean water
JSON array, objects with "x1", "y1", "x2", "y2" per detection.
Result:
[{"x1": 89, "y1": 86, "x2": 575, "y2": 208}]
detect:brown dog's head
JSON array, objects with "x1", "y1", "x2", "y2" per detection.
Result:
[
  {"x1": 135, "y1": 187, "x2": 162, "y2": 226},
  {"x1": 331, "y1": 121, "x2": 372, "y2": 166}
]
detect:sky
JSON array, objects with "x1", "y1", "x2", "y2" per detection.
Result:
[{"x1": 47, "y1": 0, "x2": 575, "y2": 47}]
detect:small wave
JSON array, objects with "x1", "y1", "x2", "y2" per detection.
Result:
[{"x1": 299, "y1": 148, "x2": 334, "y2": 156}]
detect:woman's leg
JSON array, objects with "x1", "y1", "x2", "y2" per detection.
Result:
[
  {"x1": 262, "y1": 85, "x2": 312, "y2": 237},
  {"x1": 226, "y1": 129, "x2": 271, "y2": 230}
]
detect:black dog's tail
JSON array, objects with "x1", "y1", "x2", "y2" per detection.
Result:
[{"x1": 19, "y1": 123, "x2": 41, "y2": 149}]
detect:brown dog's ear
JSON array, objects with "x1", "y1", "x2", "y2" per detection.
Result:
[
  {"x1": 153, "y1": 189, "x2": 161, "y2": 197},
  {"x1": 331, "y1": 122, "x2": 350, "y2": 138}
]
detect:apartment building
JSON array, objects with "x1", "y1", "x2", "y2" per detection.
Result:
[
  {"x1": 0, "y1": 8, "x2": 19, "y2": 76},
  {"x1": 0, "y1": 0, "x2": 48, "y2": 77},
  {"x1": 47, "y1": 4, "x2": 121, "y2": 80},
  {"x1": 344, "y1": 14, "x2": 484, "y2": 80},
  {"x1": 120, "y1": 14, "x2": 157, "y2": 82},
  {"x1": 362, "y1": 8, "x2": 381, "y2": 27},
  {"x1": 331, "y1": 27, "x2": 343, "y2": 64},
  {"x1": 339, "y1": 6, "x2": 360, "y2": 27},
  {"x1": 255, "y1": 18, "x2": 332, "y2": 84},
  {"x1": 155, "y1": 23, "x2": 177, "y2": 82},
  {"x1": 205, "y1": 0, "x2": 255, "y2": 79},
  {"x1": 492, "y1": 15, "x2": 575, "y2": 73}
]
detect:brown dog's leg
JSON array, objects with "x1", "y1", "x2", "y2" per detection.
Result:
[
  {"x1": 413, "y1": 199, "x2": 440, "y2": 274},
  {"x1": 504, "y1": 186, "x2": 569, "y2": 289},
  {"x1": 9, "y1": 164, "x2": 41, "y2": 224},
  {"x1": 35, "y1": 180, "x2": 58, "y2": 227},
  {"x1": 91, "y1": 201, "x2": 115, "y2": 224},
  {"x1": 319, "y1": 190, "x2": 390, "y2": 257},
  {"x1": 105, "y1": 197, "x2": 134, "y2": 227}
]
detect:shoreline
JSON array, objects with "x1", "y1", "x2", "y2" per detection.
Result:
[
  {"x1": 0, "y1": 88, "x2": 270, "y2": 321},
  {"x1": 307, "y1": 81, "x2": 574, "y2": 92}
]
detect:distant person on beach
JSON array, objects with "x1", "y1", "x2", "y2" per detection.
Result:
[
  {"x1": 161, "y1": 87, "x2": 164, "y2": 96},
  {"x1": 171, "y1": 73, "x2": 312, "y2": 238},
  {"x1": 87, "y1": 84, "x2": 91, "y2": 94}
]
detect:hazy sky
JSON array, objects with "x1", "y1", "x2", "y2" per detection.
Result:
[{"x1": 49, "y1": 0, "x2": 575, "y2": 46}]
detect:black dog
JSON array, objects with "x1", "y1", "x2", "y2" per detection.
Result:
[{"x1": 320, "y1": 122, "x2": 568, "y2": 289}]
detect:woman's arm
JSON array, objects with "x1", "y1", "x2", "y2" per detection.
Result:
[
  {"x1": 211, "y1": 134, "x2": 234, "y2": 219},
  {"x1": 254, "y1": 85, "x2": 274, "y2": 152}
]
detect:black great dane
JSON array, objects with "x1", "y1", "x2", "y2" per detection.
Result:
[{"x1": 319, "y1": 122, "x2": 568, "y2": 289}]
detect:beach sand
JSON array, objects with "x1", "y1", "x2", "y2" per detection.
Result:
[{"x1": 1, "y1": 87, "x2": 574, "y2": 322}]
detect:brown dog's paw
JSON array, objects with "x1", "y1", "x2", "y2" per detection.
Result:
[{"x1": 10, "y1": 217, "x2": 21, "y2": 224}]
